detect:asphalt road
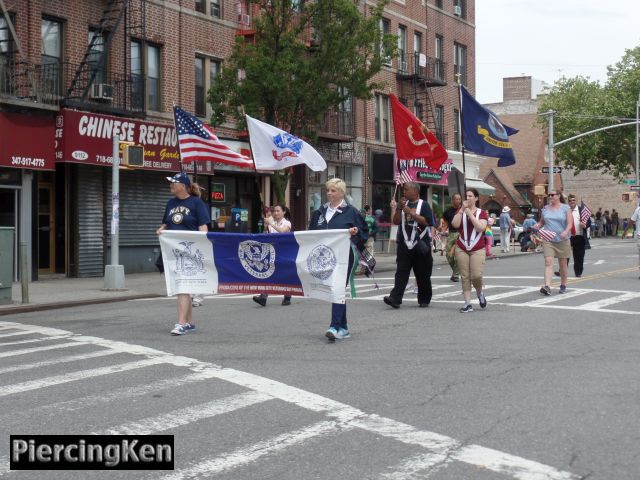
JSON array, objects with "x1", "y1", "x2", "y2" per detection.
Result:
[{"x1": 1, "y1": 239, "x2": 638, "y2": 479}]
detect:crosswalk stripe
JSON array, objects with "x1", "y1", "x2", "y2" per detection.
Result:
[
  {"x1": 381, "y1": 452, "x2": 452, "y2": 479},
  {"x1": 487, "y1": 286, "x2": 546, "y2": 302},
  {"x1": 521, "y1": 289, "x2": 590, "y2": 306},
  {"x1": 161, "y1": 420, "x2": 351, "y2": 480},
  {"x1": 0, "y1": 341, "x2": 90, "y2": 359},
  {"x1": 0, "y1": 330, "x2": 37, "y2": 339},
  {"x1": 0, "y1": 358, "x2": 165, "y2": 398},
  {"x1": 578, "y1": 292, "x2": 640, "y2": 309},
  {"x1": 0, "y1": 349, "x2": 117, "y2": 376},
  {"x1": 100, "y1": 391, "x2": 273, "y2": 436},
  {"x1": 0, "y1": 335, "x2": 73, "y2": 348}
]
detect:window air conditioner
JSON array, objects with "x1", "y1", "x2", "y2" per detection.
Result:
[
  {"x1": 453, "y1": 5, "x2": 462, "y2": 16},
  {"x1": 90, "y1": 83, "x2": 114, "y2": 101},
  {"x1": 237, "y1": 13, "x2": 250, "y2": 26},
  {"x1": 399, "y1": 60, "x2": 408, "y2": 73}
]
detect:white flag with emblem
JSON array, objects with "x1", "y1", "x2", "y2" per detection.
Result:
[{"x1": 246, "y1": 115, "x2": 327, "y2": 172}]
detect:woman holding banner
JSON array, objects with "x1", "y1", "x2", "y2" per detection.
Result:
[
  {"x1": 252, "y1": 204, "x2": 293, "y2": 307},
  {"x1": 308, "y1": 178, "x2": 368, "y2": 342},
  {"x1": 156, "y1": 172, "x2": 211, "y2": 336}
]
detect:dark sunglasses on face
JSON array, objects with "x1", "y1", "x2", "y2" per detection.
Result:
[{"x1": 548, "y1": 193, "x2": 557, "y2": 197}]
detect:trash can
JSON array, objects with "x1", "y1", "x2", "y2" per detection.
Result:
[{"x1": 0, "y1": 227, "x2": 15, "y2": 304}]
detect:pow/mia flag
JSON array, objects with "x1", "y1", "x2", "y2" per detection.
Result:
[{"x1": 159, "y1": 230, "x2": 351, "y2": 303}]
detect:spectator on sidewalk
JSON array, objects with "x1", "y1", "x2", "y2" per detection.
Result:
[
  {"x1": 156, "y1": 172, "x2": 211, "y2": 336},
  {"x1": 628, "y1": 204, "x2": 640, "y2": 279},
  {"x1": 611, "y1": 209, "x2": 619, "y2": 236},
  {"x1": 252, "y1": 204, "x2": 293, "y2": 307},
  {"x1": 485, "y1": 217, "x2": 495, "y2": 258},
  {"x1": 451, "y1": 188, "x2": 489, "y2": 313},
  {"x1": 442, "y1": 193, "x2": 462, "y2": 282},
  {"x1": 383, "y1": 182, "x2": 435, "y2": 310},
  {"x1": 499, "y1": 206, "x2": 515, "y2": 253}
]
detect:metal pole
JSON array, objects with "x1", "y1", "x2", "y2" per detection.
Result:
[
  {"x1": 636, "y1": 93, "x2": 640, "y2": 185},
  {"x1": 547, "y1": 110, "x2": 554, "y2": 192},
  {"x1": 103, "y1": 136, "x2": 126, "y2": 289},
  {"x1": 20, "y1": 242, "x2": 28, "y2": 304}
]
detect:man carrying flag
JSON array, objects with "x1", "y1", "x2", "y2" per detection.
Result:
[
  {"x1": 174, "y1": 106, "x2": 254, "y2": 169},
  {"x1": 390, "y1": 94, "x2": 448, "y2": 170},
  {"x1": 566, "y1": 194, "x2": 591, "y2": 277},
  {"x1": 459, "y1": 85, "x2": 518, "y2": 167},
  {"x1": 245, "y1": 115, "x2": 327, "y2": 172}
]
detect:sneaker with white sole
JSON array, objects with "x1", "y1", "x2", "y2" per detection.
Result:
[
  {"x1": 170, "y1": 323, "x2": 186, "y2": 335},
  {"x1": 540, "y1": 285, "x2": 551, "y2": 296},
  {"x1": 559, "y1": 284, "x2": 567, "y2": 294},
  {"x1": 336, "y1": 328, "x2": 351, "y2": 339},
  {"x1": 325, "y1": 327, "x2": 338, "y2": 341},
  {"x1": 459, "y1": 304, "x2": 473, "y2": 313},
  {"x1": 183, "y1": 323, "x2": 196, "y2": 333},
  {"x1": 477, "y1": 292, "x2": 487, "y2": 309}
]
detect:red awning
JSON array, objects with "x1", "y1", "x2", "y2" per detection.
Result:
[{"x1": 0, "y1": 112, "x2": 56, "y2": 170}]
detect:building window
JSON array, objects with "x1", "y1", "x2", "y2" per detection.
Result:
[
  {"x1": 195, "y1": 0, "x2": 206, "y2": 13},
  {"x1": 337, "y1": 86, "x2": 353, "y2": 136},
  {"x1": 41, "y1": 18, "x2": 62, "y2": 96},
  {"x1": 453, "y1": 108, "x2": 460, "y2": 151},
  {"x1": 380, "y1": 18, "x2": 391, "y2": 66},
  {"x1": 434, "y1": 105, "x2": 444, "y2": 144},
  {"x1": 88, "y1": 30, "x2": 107, "y2": 85},
  {"x1": 397, "y1": 25, "x2": 406, "y2": 72},
  {"x1": 195, "y1": 55, "x2": 221, "y2": 117},
  {"x1": 414, "y1": 102, "x2": 423, "y2": 123},
  {"x1": 337, "y1": 165, "x2": 363, "y2": 209},
  {"x1": 131, "y1": 40, "x2": 162, "y2": 111},
  {"x1": 375, "y1": 93, "x2": 390, "y2": 143},
  {"x1": 454, "y1": 42, "x2": 467, "y2": 86},
  {"x1": 435, "y1": 0, "x2": 443, "y2": 8},
  {"x1": 454, "y1": 0, "x2": 467, "y2": 19},
  {"x1": 210, "y1": 0, "x2": 221, "y2": 18},
  {"x1": 434, "y1": 35, "x2": 443, "y2": 81},
  {"x1": 0, "y1": 15, "x2": 16, "y2": 94}
]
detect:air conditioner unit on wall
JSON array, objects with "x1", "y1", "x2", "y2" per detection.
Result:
[
  {"x1": 237, "y1": 13, "x2": 250, "y2": 26},
  {"x1": 453, "y1": 5, "x2": 462, "y2": 16},
  {"x1": 90, "y1": 83, "x2": 113, "y2": 101}
]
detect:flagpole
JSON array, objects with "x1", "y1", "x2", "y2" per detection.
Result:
[
  {"x1": 456, "y1": 77, "x2": 467, "y2": 193},
  {"x1": 172, "y1": 104, "x2": 184, "y2": 173}
]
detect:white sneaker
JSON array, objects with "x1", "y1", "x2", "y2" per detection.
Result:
[
  {"x1": 170, "y1": 323, "x2": 186, "y2": 335},
  {"x1": 335, "y1": 328, "x2": 351, "y2": 339}
]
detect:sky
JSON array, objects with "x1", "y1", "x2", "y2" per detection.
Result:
[{"x1": 475, "y1": 0, "x2": 640, "y2": 103}]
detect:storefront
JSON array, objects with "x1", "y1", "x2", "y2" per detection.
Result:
[{"x1": 0, "y1": 110, "x2": 56, "y2": 281}]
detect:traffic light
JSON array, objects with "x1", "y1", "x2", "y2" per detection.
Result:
[{"x1": 123, "y1": 145, "x2": 145, "y2": 167}]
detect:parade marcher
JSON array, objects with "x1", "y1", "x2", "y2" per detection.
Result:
[
  {"x1": 442, "y1": 193, "x2": 462, "y2": 282},
  {"x1": 360, "y1": 205, "x2": 378, "y2": 274},
  {"x1": 451, "y1": 188, "x2": 489, "y2": 313},
  {"x1": 499, "y1": 206, "x2": 515, "y2": 253},
  {"x1": 253, "y1": 204, "x2": 293, "y2": 307},
  {"x1": 533, "y1": 189, "x2": 573, "y2": 296},
  {"x1": 628, "y1": 203, "x2": 640, "y2": 279},
  {"x1": 485, "y1": 217, "x2": 495, "y2": 258},
  {"x1": 308, "y1": 178, "x2": 367, "y2": 341},
  {"x1": 383, "y1": 182, "x2": 435, "y2": 309},
  {"x1": 156, "y1": 172, "x2": 211, "y2": 335},
  {"x1": 567, "y1": 194, "x2": 591, "y2": 277}
]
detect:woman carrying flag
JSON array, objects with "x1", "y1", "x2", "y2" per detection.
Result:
[{"x1": 532, "y1": 189, "x2": 574, "y2": 296}]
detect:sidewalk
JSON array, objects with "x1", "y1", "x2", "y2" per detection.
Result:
[{"x1": 1, "y1": 245, "x2": 533, "y2": 315}]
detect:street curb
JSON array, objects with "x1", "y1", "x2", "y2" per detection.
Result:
[{"x1": 0, "y1": 293, "x2": 163, "y2": 316}]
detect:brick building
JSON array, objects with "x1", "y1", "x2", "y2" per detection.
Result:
[{"x1": 0, "y1": 0, "x2": 481, "y2": 278}]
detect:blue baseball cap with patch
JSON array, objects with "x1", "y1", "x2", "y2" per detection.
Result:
[{"x1": 166, "y1": 172, "x2": 191, "y2": 187}]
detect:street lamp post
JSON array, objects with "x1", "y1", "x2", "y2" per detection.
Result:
[
  {"x1": 636, "y1": 93, "x2": 639, "y2": 188},
  {"x1": 104, "y1": 135, "x2": 126, "y2": 290},
  {"x1": 546, "y1": 110, "x2": 554, "y2": 192}
]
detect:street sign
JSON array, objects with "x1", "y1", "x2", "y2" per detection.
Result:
[
  {"x1": 624, "y1": 179, "x2": 636, "y2": 185},
  {"x1": 629, "y1": 185, "x2": 640, "y2": 190},
  {"x1": 541, "y1": 166, "x2": 562, "y2": 174}
]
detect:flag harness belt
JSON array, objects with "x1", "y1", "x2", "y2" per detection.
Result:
[
  {"x1": 460, "y1": 209, "x2": 482, "y2": 251},
  {"x1": 401, "y1": 199, "x2": 429, "y2": 249}
]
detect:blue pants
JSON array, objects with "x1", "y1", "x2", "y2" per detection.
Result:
[{"x1": 330, "y1": 303, "x2": 347, "y2": 330}]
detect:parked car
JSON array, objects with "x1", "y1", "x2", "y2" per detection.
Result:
[{"x1": 491, "y1": 222, "x2": 524, "y2": 245}]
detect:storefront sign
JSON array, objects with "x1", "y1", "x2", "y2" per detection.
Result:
[
  {"x1": 0, "y1": 112, "x2": 55, "y2": 170},
  {"x1": 211, "y1": 183, "x2": 226, "y2": 202},
  {"x1": 397, "y1": 156, "x2": 453, "y2": 185},
  {"x1": 55, "y1": 109, "x2": 216, "y2": 174}
]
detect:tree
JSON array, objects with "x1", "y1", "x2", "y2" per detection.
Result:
[
  {"x1": 208, "y1": 0, "x2": 396, "y2": 203},
  {"x1": 537, "y1": 46, "x2": 640, "y2": 181}
]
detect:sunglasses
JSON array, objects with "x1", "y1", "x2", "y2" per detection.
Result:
[{"x1": 548, "y1": 193, "x2": 558, "y2": 197}]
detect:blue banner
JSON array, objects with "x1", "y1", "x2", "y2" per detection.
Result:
[{"x1": 460, "y1": 86, "x2": 518, "y2": 167}]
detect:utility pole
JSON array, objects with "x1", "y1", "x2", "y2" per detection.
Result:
[
  {"x1": 104, "y1": 136, "x2": 126, "y2": 290},
  {"x1": 636, "y1": 93, "x2": 639, "y2": 187},
  {"x1": 546, "y1": 110, "x2": 554, "y2": 192}
]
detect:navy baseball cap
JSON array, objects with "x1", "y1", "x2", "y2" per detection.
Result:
[{"x1": 166, "y1": 172, "x2": 191, "y2": 187}]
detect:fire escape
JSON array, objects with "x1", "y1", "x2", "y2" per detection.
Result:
[
  {"x1": 63, "y1": 0, "x2": 147, "y2": 116},
  {"x1": 396, "y1": 52, "x2": 448, "y2": 147}
]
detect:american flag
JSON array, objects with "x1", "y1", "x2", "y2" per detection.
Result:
[
  {"x1": 533, "y1": 227, "x2": 556, "y2": 242},
  {"x1": 580, "y1": 201, "x2": 592, "y2": 225},
  {"x1": 394, "y1": 157, "x2": 413, "y2": 185},
  {"x1": 174, "y1": 106, "x2": 254, "y2": 169},
  {"x1": 433, "y1": 230, "x2": 442, "y2": 244}
]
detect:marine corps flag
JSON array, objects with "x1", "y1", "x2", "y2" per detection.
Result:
[
  {"x1": 460, "y1": 85, "x2": 519, "y2": 167},
  {"x1": 390, "y1": 94, "x2": 447, "y2": 169}
]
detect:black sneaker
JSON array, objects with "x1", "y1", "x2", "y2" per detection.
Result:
[
  {"x1": 540, "y1": 286, "x2": 551, "y2": 296},
  {"x1": 419, "y1": 303, "x2": 429, "y2": 308},
  {"x1": 459, "y1": 304, "x2": 473, "y2": 313},
  {"x1": 281, "y1": 297, "x2": 291, "y2": 306},
  {"x1": 252, "y1": 295, "x2": 267, "y2": 307},
  {"x1": 478, "y1": 292, "x2": 487, "y2": 309},
  {"x1": 383, "y1": 296, "x2": 400, "y2": 309},
  {"x1": 554, "y1": 271, "x2": 560, "y2": 277},
  {"x1": 450, "y1": 275, "x2": 460, "y2": 282}
]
